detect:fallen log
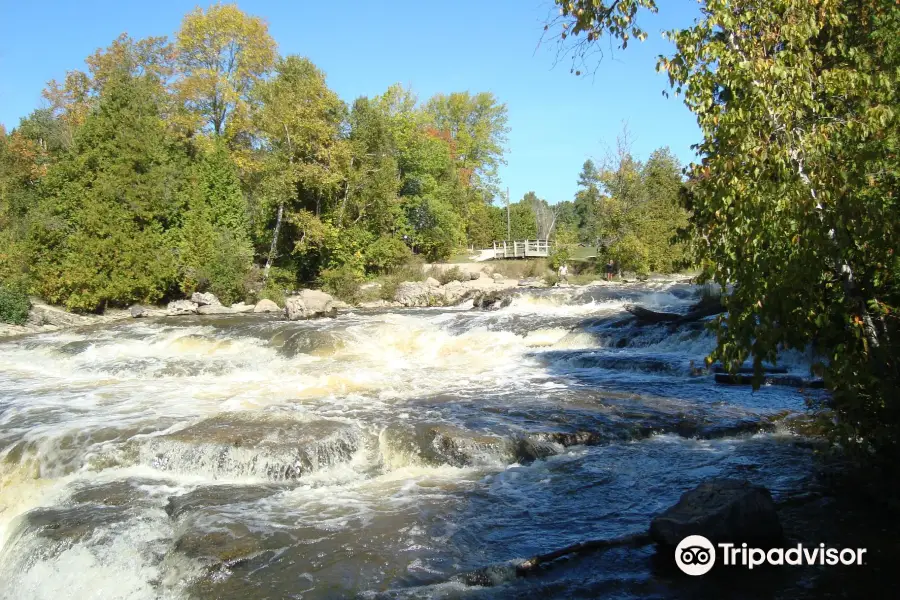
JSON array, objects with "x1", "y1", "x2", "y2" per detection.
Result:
[
  {"x1": 456, "y1": 531, "x2": 652, "y2": 586},
  {"x1": 624, "y1": 304, "x2": 681, "y2": 323},
  {"x1": 714, "y1": 373, "x2": 825, "y2": 389},
  {"x1": 625, "y1": 299, "x2": 725, "y2": 325},
  {"x1": 712, "y1": 365, "x2": 788, "y2": 375}
]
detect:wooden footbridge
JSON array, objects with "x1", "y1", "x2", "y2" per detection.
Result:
[{"x1": 490, "y1": 240, "x2": 551, "y2": 259}]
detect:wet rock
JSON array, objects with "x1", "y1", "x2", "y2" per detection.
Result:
[
  {"x1": 67, "y1": 478, "x2": 175, "y2": 508},
  {"x1": 129, "y1": 305, "x2": 146, "y2": 318},
  {"x1": 285, "y1": 289, "x2": 337, "y2": 320},
  {"x1": 381, "y1": 423, "x2": 509, "y2": 468},
  {"x1": 650, "y1": 479, "x2": 783, "y2": 546},
  {"x1": 191, "y1": 292, "x2": 221, "y2": 306},
  {"x1": 140, "y1": 414, "x2": 361, "y2": 480},
  {"x1": 14, "y1": 504, "x2": 133, "y2": 545},
  {"x1": 174, "y1": 523, "x2": 294, "y2": 567},
  {"x1": 230, "y1": 302, "x2": 255, "y2": 313},
  {"x1": 472, "y1": 290, "x2": 513, "y2": 310},
  {"x1": 253, "y1": 299, "x2": 281, "y2": 313},
  {"x1": 492, "y1": 273, "x2": 504, "y2": 281},
  {"x1": 165, "y1": 485, "x2": 284, "y2": 519},
  {"x1": 425, "y1": 277, "x2": 441, "y2": 287},
  {"x1": 197, "y1": 304, "x2": 235, "y2": 315},
  {"x1": 167, "y1": 300, "x2": 199, "y2": 316}
]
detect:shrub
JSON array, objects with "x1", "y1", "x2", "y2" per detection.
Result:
[
  {"x1": 364, "y1": 236, "x2": 413, "y2": 275},
  {"x1": 432, "y1": 265, "x2": 466, "y2": 285},
  {"x1": 390, "y1": 255, "x2": 426, "y2": 283},
  {"x1": 319, "y1": 265, "x2": 365, "y2": 304},
  {"x1": 489, "y1": 259, "x2": 548, "y2": 280},
  {"x1": 0, "y1": 283, "x2": 30, "y2": 325},
  {"x1": 548, "y1": 247, "x2": 570, "y2": 271},
  {"x1": 608, "y1": 233, "x2": 650, "y2": 277},
  {"x1": 543, "y1": 272, "x2": 560, "y2": 287}
]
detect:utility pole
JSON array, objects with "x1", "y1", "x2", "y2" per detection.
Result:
[{"x1": 506, "y1": 187, "x2": 511, "y2": 241}]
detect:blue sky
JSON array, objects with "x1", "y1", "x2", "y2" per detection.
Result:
[{"x1": 0, "y1": 0, "x2": 701, "y2": 204}]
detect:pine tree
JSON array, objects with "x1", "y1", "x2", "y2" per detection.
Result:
[{"x1": 30, "y1": 69, "x2": 190, "y2": 311}]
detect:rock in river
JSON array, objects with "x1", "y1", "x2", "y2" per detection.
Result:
[
  {"x1": 285, "y1": 289, "x2": 337, "y2": 320},
  {"x1": 252, "y1": 299, "x2": 281, "y2": 313},
  {"x1": 650, "y1": 479, "x2": 783, "y2": 546},
  {"x1": 190, "y1": 292, "x2": 221, "y2": 306},
  {"x1": 167, "y1": 300, "x2": 198, "y2": 316}
]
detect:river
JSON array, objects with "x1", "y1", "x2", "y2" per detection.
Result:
[{"x1": 0, "y1": 279, "x2": 832, "y2": 598}]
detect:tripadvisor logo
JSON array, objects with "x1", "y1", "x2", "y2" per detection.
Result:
[
  {"x1": 675, "y1": 535, "x2": 868, "y2": 575},
  {"x1": 675, "y1": 535, "x2": 716, "y2": 575}
]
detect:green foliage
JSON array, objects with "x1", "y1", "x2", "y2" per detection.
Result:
[
  {"x1": 431, "y1": 265, "x2": 466, "y2": 285},
  {"x1": 1, "y1": 4, "x2": 512, "y2": 315},
  {"x1": 404, "y1": 196, "x2": 465, "y2": 261},
  {"x1": 179, "y1": 141, "x2": 253, "y2": 305},
  {"x1": 608, "y1": 233, "x2": 649, "y2": 277},
  {"x1": 364, "y1": 236, "x2": 412, "y2": 275},
  {"x1": 548, "y1": 246, "x2": 570, "y2": 270},
  {"x1": 29, "y1": 71, "x2": 188, "y2": 311},
  {"x1": 318, "y1": 265, "x2": 364, "y2": 304},
  {"x1": 556, "y1": 0, "x2": 900, "y2": 460},
  {"x1": 0, "y1": 283, "x2": 30, "y2": 325}
]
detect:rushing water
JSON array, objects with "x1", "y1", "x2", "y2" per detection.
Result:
[{"x1": 0, "y1": 279, "x2": 828, "y2": 599}]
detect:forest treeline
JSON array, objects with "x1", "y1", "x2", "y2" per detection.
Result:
[{"x1": 0, "y1": 4, "x2": 688, "y2": 313}]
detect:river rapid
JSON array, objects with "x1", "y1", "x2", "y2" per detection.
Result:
[{"x1": 0, "y1": 279, "x2": 828, "y2": 599}]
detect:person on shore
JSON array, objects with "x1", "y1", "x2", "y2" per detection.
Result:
[
  {"x1": 558, "y1": 263, "x2": 569, "y2": 284},
  {"x1": 605, "y1": 259, "x2": 615, "y2": 282}
]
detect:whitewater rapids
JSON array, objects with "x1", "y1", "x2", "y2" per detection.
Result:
[{"x1": 0, "y1": 279, "x2": 822, "y2": 599}]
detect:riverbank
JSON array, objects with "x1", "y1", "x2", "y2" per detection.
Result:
[{"x1": 1, "y1": 268, "x2": 666, "y2": 339}]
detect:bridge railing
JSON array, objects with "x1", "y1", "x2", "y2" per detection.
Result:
[{"x1": 491, "y1": 239, "x2": 551, "y2": 258}]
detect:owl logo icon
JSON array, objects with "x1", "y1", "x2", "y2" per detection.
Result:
[{"x1": 675, "y1": 535, "x2": 716, "y2": 575}]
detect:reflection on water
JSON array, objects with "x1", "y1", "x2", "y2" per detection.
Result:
[{"x1": 0, "y1": 279, "x2": 829, "y2": 599}]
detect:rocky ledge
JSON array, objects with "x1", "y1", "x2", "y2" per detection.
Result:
[{"x1": 393, "y1": 274, "x2": 520, "y2": 308}]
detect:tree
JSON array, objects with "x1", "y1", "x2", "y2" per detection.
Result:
[
  {"x1": 424, "y1": 91, "x2": 509, "y2": 191},
  {"x1": 635, "y1": 147, "x2": 687, "y2": 272},
  {"x1": 574, "y1": 159, "x2": 602, "y2": 242},
  {"x1": 176, "y1": 3, "x2": 276, "y2": 137},
  {"x1": 253, "y1": 55, "x2": 348, "y2": 280},
  {"x1": 552, "y1": 0, "x2": 900, "y2": 459},
  {"x1": 30, "y1": 70, "x2": 190, "y2": 311},
  {"x1": 178, "y1": 140, "x2": 252, "y2": 304},
  {"x1": 524, "y1": 191, "x2": 559, "y2": 240}
]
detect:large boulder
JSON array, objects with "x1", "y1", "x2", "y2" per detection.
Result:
[
  {"x1": 129, "y1": 305, "x2": 146, "y2": 318},
  {"x1": 197, "y1": 305, "x2": 235, "y2": 315},
  {"x1": 190, "y1": 292, "x2": 221, "y2": 306},
  {"x1": 253, "y1": 299, "x2": 280, "y2": 313},
  {"x1": 230, "y1": 302, "x2": 255, "y2": 313},
  {"x1": 285, "y1": 289, "x2": 337, "y2": 320},
  {"x1": 27, "y1": 302, "x2": 86, "y2": 327},
  {"x1": 167, "y1": 300, "x2": 198, "y2": 316},
  {"x1": 425, "y1": 277, "x2": 441, "y2": 287},
  {"x1": 394, "y1": 281, "x2": 434, "y2": 307},
  {"x1": 650, "y1": 479, "x2": 783, "y2": 547}
]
